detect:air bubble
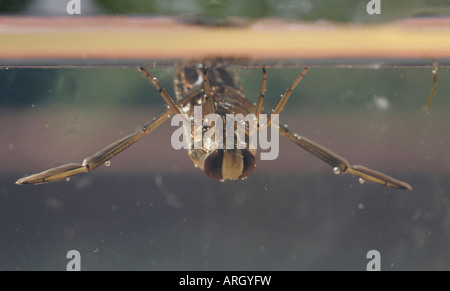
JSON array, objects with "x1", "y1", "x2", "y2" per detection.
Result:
[
  {"x1": 153, "y1": 77, "x2": 158, "y2": 81},
  {"x1": 359, "y1": 178, "x2": 365, "y2": 184},
  {"x1": 105, "y1": 161, "x2": 111, "y2": 167},
  {"x1": 65, "y1": 177, "x2": 70, "y2": 182},
  {"x1": 333, "y1": 167, "x2": 340, "y2": 175}
]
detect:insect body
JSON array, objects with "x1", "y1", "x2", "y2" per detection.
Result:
[
  {"x1": 16, "y1": 65, "x2": 412, "y2": 190},
  {"x1": 173, "y1": 66, "x2": 259, "y2": 180}
]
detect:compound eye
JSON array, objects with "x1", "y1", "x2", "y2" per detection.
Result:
[
  {"x1": 238, "y1": 149, "x2": 255, "y2": 179},
  {"x1": 204, "y1": 149, "x2": 224, "y2": 180}
]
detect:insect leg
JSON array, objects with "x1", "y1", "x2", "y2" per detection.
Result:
[
  {"x1": 228, "y1": 71, "x2": 412, "y2": 190},
  {"x1": 202, "y1": 67, "x2": 215, "y2": 117},
  {"x1": 139, "y1": 67, "x2": 188, "y2": 117},
  {"x1": 263, "y1": 67, "x2": 308, "y2": 129},
  {"x1": 422, "y1": 59, "x2": 439, "y2": 111},
  {"x1": 16, "y1": 74, "x2": 200, "y2": 185},
  {"x1": 15, "y1": 109, "x2": 170, "y2": 185},
  {"x1": 277, "y1": 125, "x2": 412, "y2": 190},
  {"x1": 255, "y1": 67, "x2": 267, "y2": 118},
  {"x1": 273, "y1": 67, "x2": 308, "y2": 115}
]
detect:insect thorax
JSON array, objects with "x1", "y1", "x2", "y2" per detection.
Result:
[{"x1": 174, "y1": 66, "x2": 257, "y2": 173}]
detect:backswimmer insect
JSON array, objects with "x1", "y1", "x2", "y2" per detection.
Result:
[{"x1": 16, "y1": 64, "x2": 412, "y2": 190}]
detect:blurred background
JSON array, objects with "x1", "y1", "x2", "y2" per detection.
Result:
[
  {"x1": 1, "y1": 0, "x2": 450, "y2": 22},
  {"x1": 1, "y1": 0, "x2": 450, "y2": 271}
]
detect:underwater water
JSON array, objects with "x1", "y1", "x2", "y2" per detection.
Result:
[{"x1": 1, "y1": 66, "x2": 449, "y2": 270}]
